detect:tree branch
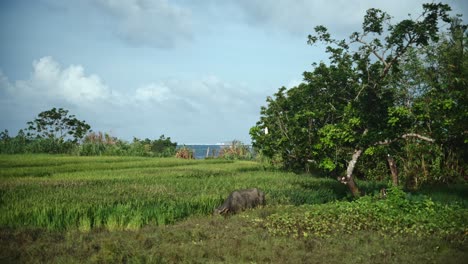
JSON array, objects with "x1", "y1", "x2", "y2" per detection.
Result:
[
  {"x1": 401, "y1": 133, "x2": 435, "y2": 142},
  {"x1": 354, "y1": 37, "x2": 389, "y2": 68},
  {"x1": 381, "y1": 35, "x2": 415, "y2": 77},
  {"x1": 375, "y1": 133, "x2": 435, "y2": 146}
]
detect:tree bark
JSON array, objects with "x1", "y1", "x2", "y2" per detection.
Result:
[
  {"x1": 347, "y1": 176, "x2": 361, "y2": 197},
  {"x1": 340, "y1": 149, "x2": 362, "y2": 197},
  {"x1": 401, "y1": 133, "x2": 435, "y2": 143},
  {"x1": 387, "y1": 154, "x2": 399, "y2": 186},
  {"x1": 336, "y1": 133, "x2": 434, "y2": 197},
  {"x1": 376, "y1": 133, "x2": 435, "y2": 146}
]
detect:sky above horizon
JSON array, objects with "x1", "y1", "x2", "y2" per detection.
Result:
[{"x1": 1, "y1": 0, "x2": 466, "y2": 144}]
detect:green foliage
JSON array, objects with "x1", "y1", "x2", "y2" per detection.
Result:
[
  {"x1": 3, "y1": 216, "x2": 467, "y2": 263},
  {"x1": 0, "y1": 129, "x2": 79, "y2": 154},
  {"x1": 0, "y1": 130, "x2": 28, "y2": 154},
  {"x1": 127, "y1": 135, "x2": 177, "y2": 157},
  {"x1": 251, "y1": 3, "x2": 466, "y2": 190},
  {"x1": 26, "y1": 107, "x2": 90, "y2": 143},
  {"x1": 0, "y1": 129, "x2": 179, "y2": 157},
  {"x1": 1, "y1": 107, "x2": 180, "y2": 157},
  {"x1": 0, "y1": 156, "x2": 466, "y2": 263},
  {"x1": 398, "y1": 142, "x2": 465, "y2": 189},
  {"x1": 0, "y1": 155, "x2": 349, "y2": 231},
  {"x1": 0, "y1": 107, "x2": 91, "y2": 154},
  {"x1": 257, "y1": 187, "x2": 467, "y2": 242},
  {"x1": 150, "y1": 135, "x2": 177, "y2": 156}
]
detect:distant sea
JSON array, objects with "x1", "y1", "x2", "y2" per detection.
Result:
[{"x1": 179, "y1": 145, "x2": 224, "y2": 159}]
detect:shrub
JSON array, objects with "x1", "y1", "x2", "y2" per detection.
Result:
[
  {"x1": 219, "y1": 140, "x2": 253, "y2": 160},
  {"x1": 256, "y1": 187, "x2": 467, "y2": 242},
  {"x1": 76, "y1": 133, "x2": 177, "y2": 157},
  {"x1": 0, "y1": 129, "x2": 28, "y2": 154},
  {"x1": 175, "y1": 146, "x2": 194, "y2": 159}
]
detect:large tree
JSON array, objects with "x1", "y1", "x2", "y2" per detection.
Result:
[
  {"x1": 251, "y1": 3, "x2": 465, "y2": 196},
  {"x1": 26, "y1": 107, "x2": 91, "y2": 143}
]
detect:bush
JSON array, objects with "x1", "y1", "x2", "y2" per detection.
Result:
[
  {"x1": 256, "y1": 187, "x2": 467, "y2": 242},
  {"x1": 0, "y1": 129, "x2": 28, "y2": 154},
  {"x1": 27, "y1": 138, "x2": 78, "y2": 154},
  {"x1": 75, "y1": 133, "x2": 178, "y2": 157},
  {"x1": 219, "y1": 140, "x2": 253, "y2": 160},
  {"x1": 0, "y1": 129, "x2": 78, "y2": 154},
  {"x1": 175, "y1": 146, "x2": 194, "y2": 159}
]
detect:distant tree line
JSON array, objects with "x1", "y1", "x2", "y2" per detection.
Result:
[
  {"x1": 0, "y1": 107, "x2": 177, "y2": 157},
  {"x1": 0, "y1": 108, "x2": 254, "y2": 160}
]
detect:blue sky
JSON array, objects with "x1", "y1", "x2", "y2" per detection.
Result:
[{"x1": 1, "y1": 0, "x2": 466, "y2": 144}]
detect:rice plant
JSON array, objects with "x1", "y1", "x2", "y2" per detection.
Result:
[{"x1": 0, "y1": 155, "x2": 348, "y2": 231}]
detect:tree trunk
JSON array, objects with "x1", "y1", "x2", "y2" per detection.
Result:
[
  {"x1": 387, "y1": 154, "x2": 398, "y2": 186},
  {"x1": 340, "y1": 149, "x2": 362, "y2": 197},
  {"x1": 347, "y1": 176, "x2": 361, "y2": 197}
]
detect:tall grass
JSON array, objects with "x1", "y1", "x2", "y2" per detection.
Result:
[{"x1": 0, "y1": 155, "x2": 348, "y2": 231}]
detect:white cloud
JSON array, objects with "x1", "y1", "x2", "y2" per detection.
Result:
[
  {"x1": 1, "y1": 56, "x2": 257, "y2": 111},
  {"x1": 134, "y1": 83, "x2": 171, "y2": 102},
  {"x1": 95, "y1": 0, "x2": 192, "y2": 48},
  {"x1": 130, "y1": 75, "x2": 258, "y2": 117},
  {"x1": 8, "y1": 57, "x2": 113, "y2": 105},
  {"x1": 0, "y1": 57, "x2": 263, "y2": 143}
]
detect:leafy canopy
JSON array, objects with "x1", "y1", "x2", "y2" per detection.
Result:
[
  {"x1": 26, "y1": 107, "x2": 91, "y2": 143},
  {"x1": 250, "y1": 3, "x2": 466, "y2": 186}
]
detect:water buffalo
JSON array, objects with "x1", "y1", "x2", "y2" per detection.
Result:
[{"x1": 213, "y1": 188, "x2": 266, "y2": 215}]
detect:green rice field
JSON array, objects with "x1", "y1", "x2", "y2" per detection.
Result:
[
  {"x1": 0, "y1": 155, "x2": 346, "y2": 231},
  {"x1": 0, "y1": 155, "x2": 466, "y2": 263}
]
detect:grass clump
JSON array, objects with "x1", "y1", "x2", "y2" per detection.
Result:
[
  {"x1": 218, "y1": 140, "x2": 253, "y2": 160},
  {"x1": 175, "y1": 146, "x2": 195, "y2": 159}
]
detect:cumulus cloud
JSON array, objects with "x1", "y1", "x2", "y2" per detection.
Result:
[
  {"x1": 1, "y1": 56, "x2": 257, "y2": 111},
  {"x1": 0, "y1": 57, "x2": 262, "y2": 143},
  {"x1": 95, "y1": 0, "x2": 192, "y2": 48},
  {"x1": 7, "y1": 57, "x2": 114, "y2": 106},
  {"x1": 130, "y1": 76, "x2": 258, "y2": 119}
]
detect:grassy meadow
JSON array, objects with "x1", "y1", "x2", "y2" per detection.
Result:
[{"x1": 0, "y1": 155, "x2": 467, "y2": 263}]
